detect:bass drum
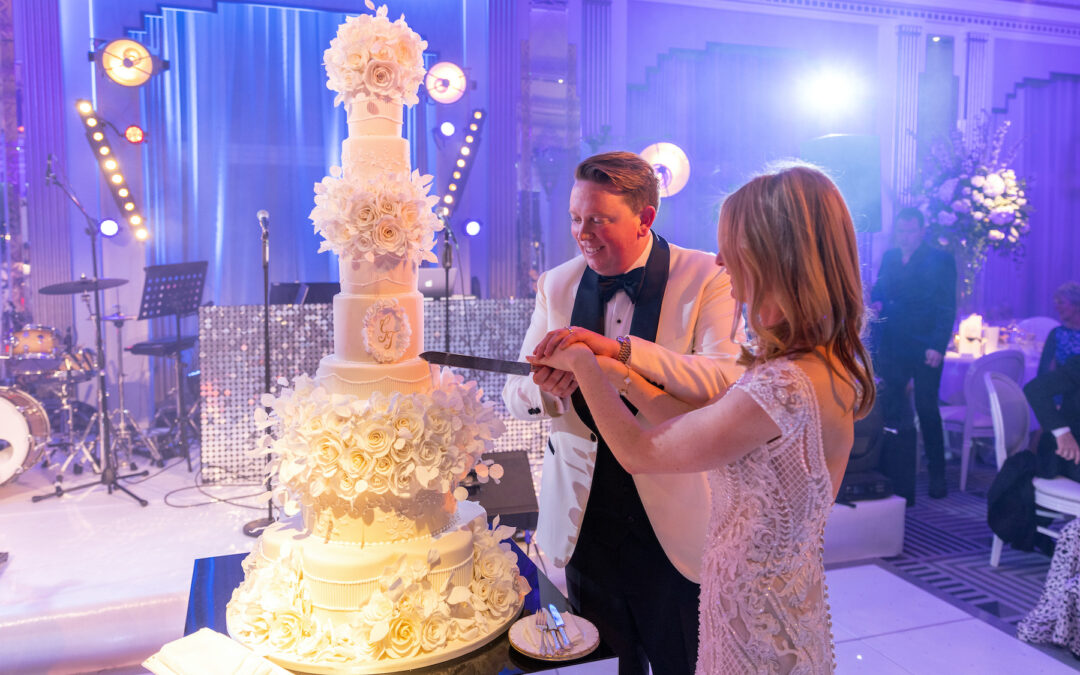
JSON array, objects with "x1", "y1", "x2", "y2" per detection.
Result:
[{"x1": 0, "y1": 387, "x2": 51, "y2": 486}]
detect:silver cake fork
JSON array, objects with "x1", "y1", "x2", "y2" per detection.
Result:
[{"x1": 533, "y1": 609, "x2": 551, "y2": 656}]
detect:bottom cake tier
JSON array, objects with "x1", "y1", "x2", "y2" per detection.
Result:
[{"x1": 226, "y1": 500, "x2": 529, "y2": 672}]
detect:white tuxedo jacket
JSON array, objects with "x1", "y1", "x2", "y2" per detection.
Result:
[{"x1": 502, "y1": 240, "x2": 743, "y2": 581}]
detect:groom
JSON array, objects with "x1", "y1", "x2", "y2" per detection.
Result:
[{"x1": 503, "y1": 152, "x2": 743, "y2": 673}]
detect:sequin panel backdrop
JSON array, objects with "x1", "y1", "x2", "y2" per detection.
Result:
[{"x1": 198, "y1": 299, "x2": 547, "y2": 483}]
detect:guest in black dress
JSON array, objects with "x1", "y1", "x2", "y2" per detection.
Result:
[{"x1": 871, "y1": 207, "x2": 957, "y2": 500}]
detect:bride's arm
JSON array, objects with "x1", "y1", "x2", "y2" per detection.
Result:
[
  {"x1": 594, "y1": 356, "x2": 705, "y2": 426},
  {"x1": 531, "y1": 345, "x2": 780, "y2": 474}
]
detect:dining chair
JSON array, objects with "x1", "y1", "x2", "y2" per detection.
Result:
[
  {"x1": 986, "y1": 372, "x2": 1031, "y2": 566},
  {"x1": 1017, "y1": 316, "x2": 1060, "y2": 345},
  {"x1": 986, "y1": 371, "x2": 1080, "y2": 566},
  {"x1": 940, "y1": 349, "x2": 1026, "y2": 491}
]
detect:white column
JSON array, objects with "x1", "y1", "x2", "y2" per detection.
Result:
[
  {"x1": 893, "y1": 24, "x2": 923, "y2": 206},
  {"x1": 581, "y1": 0, "x2": 611, "y2": 142},
  {"x1": 962, "y1": 32, "x2": 991, "y2": 129}
]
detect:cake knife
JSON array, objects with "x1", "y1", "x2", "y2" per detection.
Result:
[
  {"x1": 420, "y1": 350, "x2": 533, "y2": 376},
  {"x1": 547, "y1": 604, "x2": 571, "y2": 649}
]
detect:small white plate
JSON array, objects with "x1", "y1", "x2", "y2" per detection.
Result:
[{"x1": 507, "y1": 611, "x2": 600, "y2": 662}]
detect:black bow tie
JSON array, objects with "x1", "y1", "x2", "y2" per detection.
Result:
[{"x1": 598, "y1": 267, "x2": 646, "y2": 304}]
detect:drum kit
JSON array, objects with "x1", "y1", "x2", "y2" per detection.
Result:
[{"x1": 0, "y1": 276, "x2": 164, "y2": 496}]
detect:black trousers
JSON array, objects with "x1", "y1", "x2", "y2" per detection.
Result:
[
  {"x1": 566, "y1": 526, "x2": 700, "y2": 675},
  {"x1": 877, "y1": 347, "x2": 947, "y2": 480}
]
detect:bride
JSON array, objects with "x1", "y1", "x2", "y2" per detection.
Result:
[{"x1": 529, "y1": 164, "x2": 875, "y2": 674}]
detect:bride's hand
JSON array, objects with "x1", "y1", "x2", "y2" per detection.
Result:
[
  {"x1": 534, "y1": 326, "x2": 619, "y2": 360},
  {"x1": 527, "y1": 342, "x2": 595, "y2": 373}
]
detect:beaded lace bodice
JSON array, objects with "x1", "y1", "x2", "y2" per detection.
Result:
[{"x1": 697, "y1": 358, "x2": 836, "y2": 674}]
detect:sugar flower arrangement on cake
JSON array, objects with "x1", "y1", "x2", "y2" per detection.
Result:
[
  {"x1": 323, "y1": 0, "x2": 427, "y2": 108},
  {"x1": 311, "y1": 168, "x2": 442, "y2": 265},
  {"x1": 917, "y1": 113, "x2": 1031, "y2": 295},
  {"x1": 253, "y1": 369, "x2": 505, "y2": 516},
  {"x1": 229, "y1": 518, "x2": 530, "y2": 663}
]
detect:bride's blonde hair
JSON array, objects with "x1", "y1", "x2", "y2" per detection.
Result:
[{"x1": 720, "y1": 163, "x2": 875, "y2": 418}]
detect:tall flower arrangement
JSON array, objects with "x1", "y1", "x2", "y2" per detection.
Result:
[{"x1": 916, "y1": 114, "x2": 1031, "y2": 296}]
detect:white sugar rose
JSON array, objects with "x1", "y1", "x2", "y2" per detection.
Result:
[
  {"x1": 373, "y1": 216, "x2": 408, "y2": 257},
  {"x1": 361, "y1": 590, "x2": 394, "y2": 626},
  {"x1": 390, "y1": 460, "x2": 417, "y2": 494},
  {"x1": 374, "y1": 454, "x2": 394, "y2": 476},
  {"x1": 487, "y1": 578, "x2": 518, "y2": 618},
  {"x1": 340, "y1": 445, "x2": 374, "y2": 479},
  {"x1": 364, "y1": 59, "x2": 400, "y2": 96},
  {"x1": 472, "y1": 577, "x2": 493, "y2": 602},
  {"x1": 268, "y1": 610, "x2": 306, "y2": 652},
  {"x1": 369, "y1": 471, "x2": 390, "y2": 495},
  {"x1": 390, "y1": 436, "x2": 415, "y2": 464},
  {"x1": 357, "y1": 420, "x2": 395, "y2": 458},
  {"x1": 478, "y1": 546, "x2": 511, "y2": 581},
  {"x1": 420, "y1": 611, "x2": 450, "y2": 652},
  {"x1": 313, "y1": 433, "x2": 344, "y2": 477},
  {"x1": 416, "y1": 439, "x2": 441, "y2": 466},
  {"x1": 356, "y1": 202, "x2": 380, "y2": 230},
  {"x1": 385, "y1": 615, "x2": 422, "y2": 659},
  {"x1": 240, "y1": 612, "x2": 272, "y2": 646},
  {"x1": 394, "y1": 408, "x2": 425, "y2": 441}
]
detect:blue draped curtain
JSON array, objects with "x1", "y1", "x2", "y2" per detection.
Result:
[
  {"x1": 137, "y1": 4, "x2": 348, "y2": 307},
  {"x1": 974, "y1": 74, "x2": 1080, "y2": 320}
]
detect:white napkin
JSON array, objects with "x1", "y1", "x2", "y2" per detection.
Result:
[{"x1": 143, "y1": 628, "x2": 291, "y2": 675}]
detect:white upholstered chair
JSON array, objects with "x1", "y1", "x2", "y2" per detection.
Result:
[
  {"x1": 940, "y1": 349, "x2": 1026, "y2": 491},
  {"x1": 987, "y1": 371, "x2": 1080, "y2": 566},
  {"x1": 1017, "y1": 316, "x2": 1060, "y2": 345}
]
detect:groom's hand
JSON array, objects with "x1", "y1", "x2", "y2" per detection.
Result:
[
  {"x1": 531, "y1": 365, "x2": 578, "y2": 399},
  {"x1": 535, "y1": 326, "x2": 620, "y2": 360}
]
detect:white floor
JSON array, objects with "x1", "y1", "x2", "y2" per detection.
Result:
[{"x1": 1, "y1": 458, "x2": 1075, "y2": 674}]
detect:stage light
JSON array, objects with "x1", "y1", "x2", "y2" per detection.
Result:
[
  {"x1": 103, "y1": 158, "x2": 117, "y2": 170},
  {"x1": 124, "y1": 202, "x2": 135, "y2": 211},
  {"x1": 86, "y1": 118, "x2": 98, "y2": 127},
  {"x1": 460, "y1": 146, "x2": 471, "y2": 156},
  {"x1": 424, "y1": 61, "x2": 467, "y2": 104},
  {"x1": 124, "y1": 125, "x2": 145, "y2": 144},
  {"x1": 438, "y1": 108, "x2": 486, "y2": 223},
  {"x1": 448, "y1": 183, "x2": 458, "y2": 191},
  {"x1": 110, "y1": 173, "x2": 124, "y2": 184},
  {"x1": 77, "y1": 99, "x2": 149, "y2": 241},
  {"x1": 465, "y1": 135, "x2": 474, "y2": 144},
  {"x1": 640, "y1": 142, "x2": 691, "y2": 197},
  {"x1": 931, "y1": 36, "x2": 941, "y2": 42},
  {"x1": 77, "y1": 101, "x2": 93, "y2": 114},
  {"x1": 465, "y1": 220, "x2": 481, "y2": 236},
  {"x1": 452, "y1": 171, "x2": 462, "y2": 180},
  {"x1": 118, "y1": 187, "x2": 130, "y2": 198},
  {"x1": 473, "y1": 110, "x2": 483, "y2": 119},
  {"x1": 98, "y1": 218, "x2": 120, "y2": 237},
  {"x1": 801, "y1": 67, "x2": 862, "y2": 117},
  {"x1": 443, "y1": 195, "x2": 454, "y2": 204},
  {"x1": 440, "y1": 206, "x2": 450, "y2": 216},
  {"x1": 129, "y1": 214, "x2": 143, "y2": 226},
  {"x1": 134, "y1": 228, "x2": 149, "y2": 241},
  {"x1": 92, "y1": 131, "x2": 104, "y2": 141},
  {"x1": 439, "y1": 121, "x2": 456, "y2": 137},
  {"x1": 99, "y1": 146, "x2": 110, "y2": 156},
  {"x1": 469, "y1": 123, "x2": 478, "y2": 131},
  {"x1": 456, "y1": 158, "x2": 466, "y2": 168},
  {"x1": 96, "y1": 39, "x2": 164, "y2": 87}
]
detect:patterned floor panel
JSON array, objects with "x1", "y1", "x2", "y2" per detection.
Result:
[{"x1": 882, "y1": 458, "x2": 1054, "y2": 629}]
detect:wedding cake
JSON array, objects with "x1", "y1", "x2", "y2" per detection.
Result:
[{"x1": 226, "y1": 5, "x2": 528, "y2": 671}]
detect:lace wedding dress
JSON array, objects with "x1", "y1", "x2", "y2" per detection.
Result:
[{"x1": 697, "y1": 358, "x2": 837, "y2": 674}]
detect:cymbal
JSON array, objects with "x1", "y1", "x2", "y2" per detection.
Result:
[
  {"x1": 103, "y1": 313, "x2": 137, "y2": 322},
  {"x1": 39, "y1": 278, "x2": 128, "y2": 295}
]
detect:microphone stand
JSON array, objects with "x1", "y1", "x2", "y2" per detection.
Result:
[
  {"x1": 35, "y1": 160, "x2": 149, "y2": 506},
  {"x1": 441, "y1": 218, "x2": 454, "y2": 353},
  {"x1": 244, "y1": 216, "x2": 275, "y2": 536}
]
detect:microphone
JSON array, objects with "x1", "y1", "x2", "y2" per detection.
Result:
[
  {"x1": 256, "y1": 209, "x2": 269, "y2": 233},
  {"x1": 45, "y1": 154, "x2": 55, "y2": 182}
]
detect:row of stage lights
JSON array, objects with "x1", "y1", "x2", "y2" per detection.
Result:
[
  {"x1": 75, "y1": 99, "x2": 149, "y2": 241},
  {"x1": 437, "y1": 109, "x2": 485, "y2": 235}
]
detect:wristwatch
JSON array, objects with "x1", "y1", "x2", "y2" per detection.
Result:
[{"x1": 615, "y1": 335, "x2": 632, "y2": 363}]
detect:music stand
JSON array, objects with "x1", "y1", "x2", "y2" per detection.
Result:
[{"x1": 136, "y1": 261, "x2": 207, "y2": 471}]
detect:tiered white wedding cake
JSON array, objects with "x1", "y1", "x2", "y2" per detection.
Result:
[{"x1": 226, "y1": 5, "x2": 528, "y2": 671}]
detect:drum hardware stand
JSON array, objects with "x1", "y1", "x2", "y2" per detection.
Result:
[
  {"x1": 105, "y1": 312, "x2": 163, "y2": 469},
  {"x1": 48, "y1": 366, "x2": 102, "y2": 477},
  {"x1": 34, "y1": 160, "x2": 148, "y2": 507},
  {"x1": 132, "y1": 261, "x2": 207, "y2": 473}
]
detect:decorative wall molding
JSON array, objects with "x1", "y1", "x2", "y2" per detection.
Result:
[{"x1": 893, "y1": 23, "x2": 922, "y2": 205}]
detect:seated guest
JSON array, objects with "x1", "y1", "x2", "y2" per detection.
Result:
[
  {"x1": 1024, "y1": 355, "x2": 1080, "y2": 481},
  {"x1": 1038, "y1": 281, "x2": 1080, "y2": 374}
]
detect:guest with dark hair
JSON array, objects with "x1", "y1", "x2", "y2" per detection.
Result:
[
  {"x1": 1038, "y1": 281, "x2": 1080, "y2": 375},
  {"x1": 871, "y1": 206, "x2": 957, "y2": 500}
]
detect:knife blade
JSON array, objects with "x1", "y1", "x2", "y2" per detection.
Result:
[
  {"x1": 547, "y1": 604, "x2": 571, "y2": 648},
  {"x1": 543, "y1": 607, "x2": 566, "y2": 651},
  {"x1": 420, "y1": 350, "x2": 533, "y2": 376}
]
